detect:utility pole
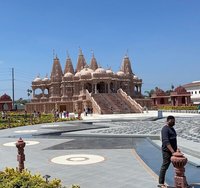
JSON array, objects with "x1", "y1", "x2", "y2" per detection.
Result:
[{"x1": 12, "y1": 68, "x2": 15, "y2": 109}]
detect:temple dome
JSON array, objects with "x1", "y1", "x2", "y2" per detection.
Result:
[
  {"x1": 155, "y1": 88, "x2": 166, "y2": 96},
  {"x1": 0, "y1": 93, "x2": 12, "y2": 101},
  {"x1": 33, "y1": 76, "x2": 42, "y2": 82},
  {"x1": 95, "y1": 67, "x2": 106, "y2": 74},
  {"x1": 42, "y1": 76, "x2": 49, "y2": 81},
  {"x1": 74, "y1": 72, "x2": 81, "y2": 78},
  {"x1": 117, "y1": 71, "x2": 125, "y2": 77},
  {"x1": 106, "y1": 69, "x2": 113, "y2": 74},
  {"x1": 64, "y1": 72, "x2": 74, "y2": 78},
  {"x1": 174, "y1": 86, "x2": 187, "y2": 94},
  {"x1": 80, "y1": 68, "x2": 93, "y2": 76}
]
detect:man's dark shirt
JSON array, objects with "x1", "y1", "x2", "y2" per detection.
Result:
[{"x1": 161, "y1": 125, "x2": 177, "y2": 152}]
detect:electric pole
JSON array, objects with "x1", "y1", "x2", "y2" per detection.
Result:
[{"x1": 12, "y1": 68, "x2": 15, "y2": 109}]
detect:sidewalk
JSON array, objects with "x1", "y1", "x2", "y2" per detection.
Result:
[{"x1": 0, "y1": 111, "x2": 200, "y2": 187}]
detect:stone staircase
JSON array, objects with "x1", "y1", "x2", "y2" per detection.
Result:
[{"x1": 92, "y1": 93, "x2": 142, "y2": 114}]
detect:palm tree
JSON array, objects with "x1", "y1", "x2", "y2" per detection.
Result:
[
  {"x1": 144, "y1": 89, "x2": 155, "y2": 97},
  {"x1": 27, "y1": 89, "x2": 32, "y2": 99},
  {"x1": 171, "y1": 84, "x2": 174, "y2": 91}
]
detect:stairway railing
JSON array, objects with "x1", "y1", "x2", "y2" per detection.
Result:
[
  {"x1": 117, "y1": 89, "x2": 143, "y2": 113},
  {"x1": 85, "y1": 90, "x2": 101, "y2": 114}
]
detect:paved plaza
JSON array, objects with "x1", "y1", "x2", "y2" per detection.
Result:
[{"x1": 1, "y1": 111, "x2": 200, "y2": 188}]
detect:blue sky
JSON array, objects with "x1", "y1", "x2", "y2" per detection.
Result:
[{"x1": 0, "y1": 0, "x2": 200, "y2": 99}]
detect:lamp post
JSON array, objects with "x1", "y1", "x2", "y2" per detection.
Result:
[{"x1": 43, "y1": 174, "x2": 51, "y2": 183}]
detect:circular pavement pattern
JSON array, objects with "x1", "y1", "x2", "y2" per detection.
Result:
[
  {"x1": 51, "y1": 154, "x2": 105, "y2": 165},
  {"x1": 3, "y1": 141, "x2": 40, "y2": 146},
  {"x1": 14, "y1": 130, "x2": 38, "y2": 133}
]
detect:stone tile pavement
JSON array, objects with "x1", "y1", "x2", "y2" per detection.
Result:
[{"x1": 0, "y1": 111, "x2": 200, "y2": 188}]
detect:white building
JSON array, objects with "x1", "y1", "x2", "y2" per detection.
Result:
[{"x1": 183, "y1": 81, "x2": 200, "y2": 104}]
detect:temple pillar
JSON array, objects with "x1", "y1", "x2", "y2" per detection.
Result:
[
  {"x1": 63, "y1": 84, "x2": 66, "y2": 96},
  {"x1": 42, "y1": 89, "x2": 44, "y2": 97},
  {"x1": 95, "y1": 84, "x2": 97, "y2": 94},
  {"x1": 92, "y1": 84, "x2": 94, "y2": 94},
  {"x1": 139, "y1": 85, "x2": 142, "y2": 94},
  {"x1": 108, "y1": 82, "x2": 110, "y2": 93},
  {"x1": 185, "y1": 97, "x2": 188, "y2": 105}
]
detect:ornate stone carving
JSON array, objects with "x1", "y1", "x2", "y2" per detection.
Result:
[
  {"x1": 171, "y1": 149, "x2": 188, "y2": 188},
  {"x1": 16, "y1": 138, "x2": 26, "y2": 172}
]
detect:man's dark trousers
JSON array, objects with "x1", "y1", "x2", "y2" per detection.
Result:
[{"x1": 159, "y1": 151, "x2": 172, "y2": 184}]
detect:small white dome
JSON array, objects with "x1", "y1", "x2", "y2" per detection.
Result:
[
  {"x1": 117, "y1": 71, "x2": 125, "y2": 76},
  {"x1": 95, "y1": 67, "x2": 106, "y2": 74},
  {"x1": 33, "y1": 76, "x2": 42, "y2": 82},
  {"x1": 106, "y1": 69, "x2": 113, "y2": 74},
  {"x1": 42, "y1": 77, "x2": 49, "y2": 81},
  {"x1": 133, "y1": 75, "x2": 138, "y2": 79},
  {"x1": 80, "y1": 68, "x2": 93, "y2": 76},
  {"x1": 64, "y1": 72, "x2": 74, "y2": 78},
  {"x1": 74, "y1": 72, "x2": 81, "y2": 77}
]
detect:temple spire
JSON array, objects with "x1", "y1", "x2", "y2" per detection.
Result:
[
  {"x1": 75, "y1": 48, "x2": 87, "y2": 72},
  {"x1": 79, "y1": 47, "x2": 83, "y2": 55},
  {"x1": 50, "y1": 56, "x2": 63, "y2": 82},
  {"x1": 90, "y1": 50, "x2": 98, "y2": 71},
  {"x1": 66, "y1": 50, "x2": 70, "y2": 58},
  {"x1": 125, "y1": 49, "x2": 129, "y2": 57},
  {"x1": 121, "y1": 54, "x2": 133, "y2": 75},
  {"x1": 64, "y1": 52, "x2": 75, "y2": 74}
]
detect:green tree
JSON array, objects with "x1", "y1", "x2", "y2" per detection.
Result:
[
  {"x1": 15, "y1": 98, "x2": 29, "y2": 105},
  {"x1": 144, "y1": 89, "x2": 155, "y2": 97},
  {"x1": 171, "y1": 84, "x2": 174, "y2": 91},
  {"x1": 27, "y1": 89, "x2": 32, "y2": 99}
]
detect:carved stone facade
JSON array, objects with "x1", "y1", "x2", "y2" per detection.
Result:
[
  {"x1": 0, "y1": 93, "x2": 12, "y2": 111},
  {"x1": 151, "y1": 86, "x2": 191, "y2": 106},
  {"x1": 26, "y1": 50, "x2": 143, "y2": 114}
]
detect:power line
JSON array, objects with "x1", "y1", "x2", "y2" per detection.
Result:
[
  {"x1": 0, "y1": 79, "x2": 12, "y2": 81},
  {"x1": 12, "y1": 68, "x2": 14, "y2": 108},
  {"x1": 15, "y1": 70, "x2": 34, "y2": 77},
  {"x1": 0, "y1": 88, "x2": 12, "y2": 91},
  {"x1": 15, "y1": 79, "x2": 31, "y2": 84}
]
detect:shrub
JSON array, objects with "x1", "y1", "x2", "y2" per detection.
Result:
[
  {"x1": 0, "y1": 112, "x2": 81, "y2": 129},
  {"x1": 158, "y1": 105, "x2": 198, "y2": 111},
  {"x1": 0, "y1": 168, "x2": 80, "y2": 188}
]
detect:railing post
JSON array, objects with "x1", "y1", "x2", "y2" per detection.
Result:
[
  {"x1": 78, "y1": 109, "x2": 82, "y2": 120},
  {"x1": 30, "y1": 114, "x2": 33, "y2": 125},
  {"x1": 171, "y1": 149, "x2": 188, "y2": 188},
  {"x1": 7, "y1": 116, "x2": 11, "y2": 128},
  {"x1": 16, "y1": 138, "x2": 26, "y2": 172}
]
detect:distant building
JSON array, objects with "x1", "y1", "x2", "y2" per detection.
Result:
[
  {"x1": 0, "y1": 93, "x2": 12, "y2": 111},
  {"x1": 183, "y1": 81, "x2": 200, "y2": 105},
  {"x1": 151, "y1": 86, "x2": 191, "y2": 106},
  {"x1": 26, "y1": 50, "x2": 144, "y2": 114}
]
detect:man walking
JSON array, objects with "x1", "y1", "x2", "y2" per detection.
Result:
[{"x1": 158, "y1": 115, "x2": 177, "y2": 188}]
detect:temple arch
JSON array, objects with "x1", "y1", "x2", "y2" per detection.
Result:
[
  {"x1": 97, "y1": 82, "x2": 106, "y2": 93},
  {"x1": 110, "y1": 82, "x2": 115, "y2": 93},
  {"x1": 85, "y1": 83, "x2": 92, "y2": 93},
  {"x1": 35, "y1": 88, "x2": 42, "y2": 95},
  {"x1": 44, "y1": 88, "x2": 48, "y2": 94}
]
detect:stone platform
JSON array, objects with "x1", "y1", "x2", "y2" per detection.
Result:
[{"x1": 0, "y1": 111, "x2": 200, "y2": 188}]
